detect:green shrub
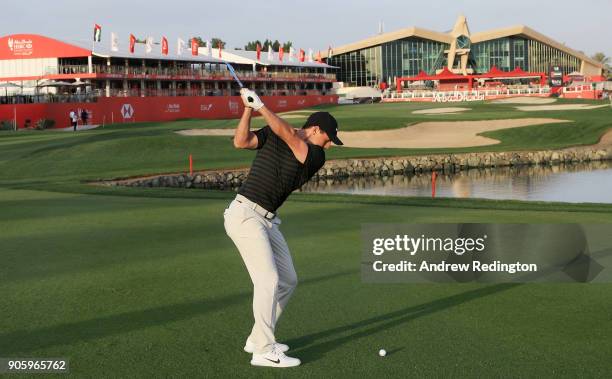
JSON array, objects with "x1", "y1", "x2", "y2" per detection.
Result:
[{"x1": 35, "y1": 119, "x2": 56, "y2": 130}]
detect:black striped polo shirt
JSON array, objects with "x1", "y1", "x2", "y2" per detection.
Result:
[{"x1": 238, "y1": 126, "x2": 325, "y2": 213}]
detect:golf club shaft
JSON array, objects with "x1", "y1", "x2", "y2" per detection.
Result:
[{"x1": 225, "y1": 63, "x2": 244, "y2": 88}]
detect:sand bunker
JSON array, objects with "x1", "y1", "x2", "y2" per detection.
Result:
[
  {"x1": 493, "y1": 97, "x2": 557, "y2": 104},
  {"x1": 413, "y1": 107, "x2": 470, "y2": 114},
  {"x1": 595, "y1": 129, "x2": 612, "y2": 148},
  {"x1": 338, "y1": 118, "x2": 569, "y2": 148},
  {"x1": 178, "y1": 118, "x2": 571, "y2": 148},
  {"x1": 276, "y1": 115, "x2": 306, "y2": 119},
  {"x1": 515, "y1": 104, "x2": 608, "y2": 111},
  {"x1": 177, "y1": 129, "x2": 234, "y2": 136}
]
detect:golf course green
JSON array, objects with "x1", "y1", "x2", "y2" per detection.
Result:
[{"x1": 1, "y1": 99, "x2": 611, "y2": 377}]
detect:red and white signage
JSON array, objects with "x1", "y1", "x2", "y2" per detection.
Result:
[{"x1": 0, "y1": 34, "x2": 91, "y2": 60}]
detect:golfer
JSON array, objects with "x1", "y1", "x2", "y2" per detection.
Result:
[{"x1": 224, "y1": 89, "x2": 342, "y2": 368}]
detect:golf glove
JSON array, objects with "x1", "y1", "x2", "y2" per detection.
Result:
[{"x1": 240, "y1": 88, "x2": 264, "y2": 111}]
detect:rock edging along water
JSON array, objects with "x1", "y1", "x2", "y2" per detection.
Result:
[{"x1": 100, "y1": 148, "x2": 612, "y2": 189}]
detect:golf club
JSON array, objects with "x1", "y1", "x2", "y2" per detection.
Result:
[{"x1": 226, "y1": 62, "x2": 256, "y2": 103}]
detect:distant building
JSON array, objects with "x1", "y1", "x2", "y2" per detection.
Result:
[{"x1": 324, "y1": 15, "x2": 604, "y2": 87}]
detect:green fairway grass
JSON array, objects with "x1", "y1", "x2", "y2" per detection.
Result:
[
  {"x1": 1, "y1": 99, "x2": 611, "y2": 377},
  {"x1": 0, "y1": 99, "x2": 610, "y2": 185}
]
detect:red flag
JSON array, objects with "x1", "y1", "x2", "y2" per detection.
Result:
[
  {"x1": 299, "y1": 49, "x2": 305, "y2": 62},
  {"x1": 161, "y1": 37, "x2": 168, "y2": 55},
  {"x1": 279, "y1": 47, "x2": 284, "y2": 62},
  {"x1": 129, "y1": 34, "x2": 136, "y2": 53},
  {"x1": 191, "y1": 38, "x2": 199, "y2": 56},
  {"x1": 256, "y1": 43, "x2": 261, "y2": 61},
  {"x1": 316, "y1": 50, "x2": 322, "y2": 63},
  {"x1": 218, "y1": 41, "x2": 222, "y2": 58}
]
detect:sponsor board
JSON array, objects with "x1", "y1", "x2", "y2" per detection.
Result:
[
  {"x1": 0, "y1": 95, "x2": 339, "y2": 129},
  {"x1": 433, "y1": 92, "x2": 485, "y2": 102}
]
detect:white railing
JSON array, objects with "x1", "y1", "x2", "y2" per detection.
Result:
[{"x1": 384, "y1": 87, "x2": 551, "y2": 101}]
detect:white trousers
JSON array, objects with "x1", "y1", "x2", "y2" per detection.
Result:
[{"x1": 223, "y1": 197, "x2": 297, "y2": 354}]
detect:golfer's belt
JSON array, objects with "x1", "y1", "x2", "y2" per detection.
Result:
[{"x1": 235, "y1": 194, "x2": 276, "y2": 220}]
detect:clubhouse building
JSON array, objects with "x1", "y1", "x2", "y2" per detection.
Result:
[{"x1": 324, "y1": 15, "x2": 604, "y2": 88}]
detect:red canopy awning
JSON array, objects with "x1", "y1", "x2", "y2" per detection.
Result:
[
  {"x1": 399, "y1": 67, "x2": 469, "y2": 82},
  {"x1": 475, "y1": 66, "x2": 544, "y2": 79},
  {"x1": 398, "y1": 65, "x2": 546, "y2": 84},
  {"x1": 435, "y1": 66, "x2": 467, "y2": 80}
]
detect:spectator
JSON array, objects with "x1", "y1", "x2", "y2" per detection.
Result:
[
  {"x1": 80, "y1": 109, "x2": 88, "y2": 126},
  {"x1": 69, "y1": 110, "x2": 78, "y2": 131}
]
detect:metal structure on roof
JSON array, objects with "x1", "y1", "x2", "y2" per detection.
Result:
[{"x1": 205, "y1": 48, "x2": 335, "y2": 69}]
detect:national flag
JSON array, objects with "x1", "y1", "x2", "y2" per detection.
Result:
[
  {"x1": 256, "y1": 43, "x2": 261, "y2": 61},
  {"x1": 93, "y1": 24, "x2": 102, "y2": 42},
  {"x1": 177, "y1": 38, "x2": 185, "y2": 55},
  {"x1": 267, "y1": 45, "x2": 273, "y2": 61},
  {"x1": 110, "y1": 32, "x2": 119, "y2": 52},
  {"x1": 217, "y1": 41, "x2": 222, "y2": 58},
  {"x1": 279, "y1": 47, "x2": 284, "y2": 62},
  {"x1": 288, "y1": 46, "x2": 295, "y2": 62},
  {"x1": 129, "y1": 34, "x2": 136, "y2": 53},
  {"x1": 299, "y1": 49, "x2": 305, "y2": 62},
  {"x1": 205, "y1": 40, "x2": 211, "y2": 56},
  {"x1": 316, "y1": 51, "x2": 322, "y2": 63},
  {"x1": 191, "y1": 38, "x2": 199, "y2": 56},
  {"x1": 161, "y1": 36, "x2": 168, "y2": 55},
  {"x1": 145, "y1": 37, "x2": 153, "y2": 54},
  {"x1": 307, "y1": 48, "x2": 313, "y2": 62},
  {"x1": 328, "y1": 45, "x2": 333, "y2": 58}
]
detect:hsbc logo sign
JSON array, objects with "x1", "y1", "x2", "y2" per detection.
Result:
[{"x1": 121, "y1": 104, "x2": 134, "y2": 119}]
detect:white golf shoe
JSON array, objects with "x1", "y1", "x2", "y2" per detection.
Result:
[
  {"x1": 243, "y1": 338, "x2": 289, "y2": 354},
  {"x1": 250, "y1": 345, "x2": 301, "y2": 368}
]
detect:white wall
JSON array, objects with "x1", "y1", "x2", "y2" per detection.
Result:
[{"x1": 0, "y1": 57, "x2": 58, "y2": 78}]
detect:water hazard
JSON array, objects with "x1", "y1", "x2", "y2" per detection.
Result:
[{"x1": 300, "y1": 161, "x2": 612, "y2": 204}]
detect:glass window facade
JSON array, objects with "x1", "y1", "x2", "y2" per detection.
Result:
[
  {"x1": 327, "y1": 38, "x2": 448, "y2": 86},
  {"x1": 526, "y1": 39, "x2": 581, "y2": 74},
  {"x1": 328, "y1": 35, "x2": 583, "y2": 86},
  {"x1": 470, "y1": 37, "x2": 580, "y2": 74},
  {"x1": 471, "y1": 37, "x2": 513, "y2": 72}
]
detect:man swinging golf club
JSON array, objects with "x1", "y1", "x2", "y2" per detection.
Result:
[{"x1": 223, "y1": 88, "x2": 342, "y2": 368}]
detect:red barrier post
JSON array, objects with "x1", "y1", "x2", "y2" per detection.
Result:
[
  {"x1": 189, "y1": 154, "x2": 193, "y2": 176},
  {"x1": 431, "y1": 171, "x2": 437, "y2": 198}
]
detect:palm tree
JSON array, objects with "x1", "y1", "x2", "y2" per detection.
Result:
[
  {"x1": 591, "y1": 52, "x2": 611, "y2": 77},
  {"x1": 591, "y1": 52, "x2": 610, "y2": 66}
]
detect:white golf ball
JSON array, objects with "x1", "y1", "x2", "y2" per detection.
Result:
[{"x1": 378, "y1": 349, "x2": 386, "y2": 357}]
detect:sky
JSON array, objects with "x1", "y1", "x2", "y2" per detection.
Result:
[{"x1": 3, "y1": 0, "x2": 611, "y2": 58}]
